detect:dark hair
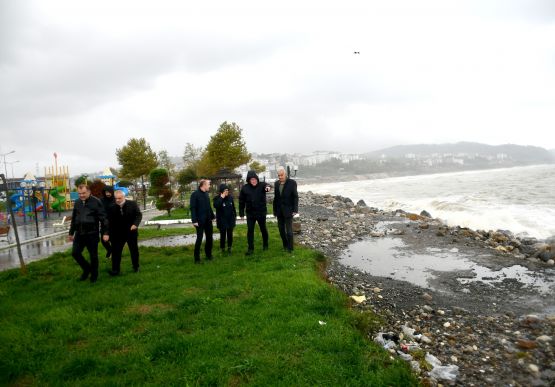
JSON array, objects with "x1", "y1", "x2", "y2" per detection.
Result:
[{"x1": 77, "y1": 184, "x2": 90, "y2": 191}]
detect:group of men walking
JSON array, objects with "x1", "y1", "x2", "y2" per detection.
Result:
[
  {"x1": 69, "y1": 184, "x2": 142, "y2": 283},
  {"x1": 190, "y1": 167, "x2": 299, "y2": 263},
  {"x1": 68, "y1": 166, "x2": 298, "y2": 282}
]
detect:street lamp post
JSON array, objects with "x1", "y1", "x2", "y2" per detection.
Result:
[
  {"x1": 7, "y1": 160, "x2": 20, "y2": 180},
  {"x1": 0, "y1": 173, "x2": 26, "y2": 273},
  {"x1": 21, "y1": 180, "x2": 42, "y2": 237},
  {"x1": 1, "y1": 150, "x2": 15, "y2": 183}
]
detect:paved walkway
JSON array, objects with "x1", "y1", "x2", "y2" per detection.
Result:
[{"x1": 0, "y1": 207, "x2": 165, "y2": 272}]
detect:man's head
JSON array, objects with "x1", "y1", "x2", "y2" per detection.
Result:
[
  {"x1": 277, "y1": 166, "x2": 287, "y2": 183},
  {"x1": 199, "y1": 179, "x2": 211, "y2": 192},
  {"x1": 114, "y1": 190, "x2": 126, "y2": 206},
  {"x1": 77, "y1": 184, "x2": 91, "y2": 201},
  {"x1": 246, "y1": 170, "x2": 259, "y2": 186}
]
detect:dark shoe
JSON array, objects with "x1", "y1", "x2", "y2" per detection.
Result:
[
  {"x1": 108, "y1": 270, "x2": 120, "y2": 276},
  {"x1": 79, "y1": 271, "x2": 90, "y2": 281},
  {"x1": 133, "y1": 267, "x2": 140, "y2": 273},
  {"x1": 227, "y1": 247, "x2": 232, "y2": 255},
  {"x1": 206, "y1": 256, "x2": 213, "y2": 261},
  {"x1": 263, "y1": 245, "x2": 269, "y2": 251},
  {"x1": 105, "y1": 251, "x2": 112, "y2": 259},
  {"x1": 90, "y1": 276, "x2": 98, "y2": 283},
  {"x1": 194, "y1": 260, "x2": 201, "y2": 264},
  {"x1": 245, "y1": 249, "x2": 254, "y2": 256}
]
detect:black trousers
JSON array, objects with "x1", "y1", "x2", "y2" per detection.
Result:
[
  {"x1": 72, "y1": 233, "x2": 99, "y2": 280},
  {"x1": 277, "y1": 216, "x2": 294, "y2": 251},
  {"x1": 219, "y1": 227, "x2": 234, "y2": 249},
  {"x1": 194, "y1": 222, "x2": 213, "y2": 261},
  {"x1": 246, "y1": 215, "x2": 268, "y2": 251},
  {"x1": 111, "y1": 231, "x2": 139, "y2": 273},
  {"x1": 101, "y1": 237, "x2": 112, "y2": 256}
]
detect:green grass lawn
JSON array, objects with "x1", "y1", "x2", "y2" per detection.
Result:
[{"x1": 0, "y1": 224, "x2": 417, "y2": 386}]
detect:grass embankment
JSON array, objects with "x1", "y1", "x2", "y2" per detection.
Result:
[{"x1": 0, "y1": 224, "x2": 417, "y2": 386}]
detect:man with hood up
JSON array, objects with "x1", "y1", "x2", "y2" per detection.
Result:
[
  {"x1": 239, "y1": 170, "x2": 271, "y2": 255},
  {"x1": 213, "y1": 183, "x2": 236, "y2": 255},
  {"x1": 100, "y1": 186, "x2": 115, "y2": 258}
]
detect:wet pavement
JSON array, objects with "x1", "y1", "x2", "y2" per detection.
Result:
[{"x1": 0, "y1": 207, "x2": 166, "y2": 272}]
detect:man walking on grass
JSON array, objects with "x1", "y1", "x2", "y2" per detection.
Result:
[
  {"x1": 239, "y1": 170, "x2": 271, "y2": 255},
  {"x1": 273, "y1": 166, "x2": 298, "y2": 253},
  {"x1": 107, "y1": 190, "x2": 142, "y2": 275},
  {"x1": 190, "y1": 179, "x2": 215, "y2": 264},
  {"x1": 68, "y1": 184, "x2": 109, "y2": 283}
]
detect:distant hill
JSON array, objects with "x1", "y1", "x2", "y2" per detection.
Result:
[{"x1": 365, "y1": 142, "x2": 555, "y2": 164}]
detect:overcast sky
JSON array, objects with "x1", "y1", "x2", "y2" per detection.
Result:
[{"x1": 1, "y1": 0, "x2": 554, "y2": 177}]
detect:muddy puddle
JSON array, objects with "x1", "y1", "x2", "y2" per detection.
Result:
[
  {"x1": 139, "y1": 234, "x2": 220, "y2": 247},
  {"x1": 340, "y1": 237, "x2": 555, "y2": 294}
]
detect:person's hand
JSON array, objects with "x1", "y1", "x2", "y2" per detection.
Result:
[
  {"x1": 102, "y1": 235, "x2": 109, "y2": 242},
  {"x1": 193, "y1": 222, "x2": 199, "y2": 227},
  {"x1": 240, "y1": 216, "x2": 244, "y2": 220},
  {"x1": 130, "y1": 225, "x2": 137, "y2": 231},
  {"x1": 265, "y1": 186, "x2": 270, "y2": 192},
  {"x1": 68, "y1": 235, "x2": 74, "y2": 242}
]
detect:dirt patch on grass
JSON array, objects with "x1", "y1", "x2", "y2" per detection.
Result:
[{"x1": 127, "y1": 303, "x2": 174, "y2": 315}]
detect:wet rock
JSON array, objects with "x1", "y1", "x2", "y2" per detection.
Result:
[
  {"x1": 516, "y1": 338, "x2": 538, "y2": 349},
  {"x1": 420, "y1": 210, "x2": 432, "y2": 218}
]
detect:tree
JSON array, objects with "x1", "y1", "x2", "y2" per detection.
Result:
[
  {"x1": 176, "y1": 166, "x2": 197, "y2": 193},
  {"x1": 182, "y1": 143, "x2": 203, "y2": 167},
  {"x1": 158, "y1": 150, "x2": 176, "y2": 190},
  {"x1": 249, "y1": 160, "x2": 266, "y2": 173},
  {"x1": 149, "y1": 168, "x2": 173, "y2": 216},
  {"x1": 199, "y1": 121, "x2": 251, "y2": 176},
  {"x1": 116, "y1": 138, "x2": 158, "y2": 209},
  {"x1": 158, "y1": 150, "x2": 175, "y2": 174}
]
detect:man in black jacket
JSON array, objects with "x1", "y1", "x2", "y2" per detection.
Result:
[
  {"x1": 273, "y1": 166, "x2": 299, "y2": 253},
  {"x1": 239, "y1": 170, "x2": 271, "y2": 255},
  {"x1": 190, "y1": 179, "x2": 215, "y2": 263},
  {"x1": 100, "y1": 186, "x2": 115, "y2": 258},
  {"x1": 107, "y1": 190, "x2": 142, "y2": 275},
  {"x1": 68, "y1": 184, "x2": 109, "y2": 283}
]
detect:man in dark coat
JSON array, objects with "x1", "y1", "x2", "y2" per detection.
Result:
[
  {"x1": 107, "y1": 190, "x2": 142, "y2": 275},
  {"x1": 213, "y1": 183, "x2": 236, "y2": 255},
  {"x1": 239, "y1": 170, "x2": 271, "y2": 255},
  {"x1": 273, "y1": 166, "x2": 299, "y2": 253},
  {"x1": 68, "y1": 184, "x2": 109, "y2": 283},
  {"x1": 100, "y1": 186, "x2": 115, "y2": 258},
  {"x1": 190, "y1": 179, "x2": 215, "y2": 263}
]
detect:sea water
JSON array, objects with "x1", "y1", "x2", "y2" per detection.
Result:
[{"x1": 299, "y1": 164, "x2": 555, "y2": 240}]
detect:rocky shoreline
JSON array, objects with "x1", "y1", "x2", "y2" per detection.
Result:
[{"x1": 296, "y1": 192, "x2": 555, "y2": 386}]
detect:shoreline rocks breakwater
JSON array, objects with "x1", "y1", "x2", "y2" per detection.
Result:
[{"x1": 296, "y1": 191, "x2": 555, "y2": 386}]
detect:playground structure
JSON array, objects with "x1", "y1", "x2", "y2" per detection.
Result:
[
  {"x1": 3, "y1": 154, "x2": 131, "y2": 224},
  {"x1": 44, "y1": 155, "x2": 72, "y2": 212},
  {"x1": 5, "y1": 155, "x2": 72, "y2": 222},
  {"x1": 8, "y1": 172, "x2": 49, "y2": 223}
]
